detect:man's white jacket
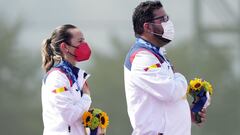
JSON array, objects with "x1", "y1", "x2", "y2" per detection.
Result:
[
  {"x1": 124, "y1": 38, "x2": 191, "y2": 135},
  {"x1": 41, "y1": 68, "x2": 91, "y2": 135}
]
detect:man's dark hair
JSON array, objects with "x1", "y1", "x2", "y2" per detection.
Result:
[{"x1": 132, "y1": 1, "x2": 163, "y2": 36}]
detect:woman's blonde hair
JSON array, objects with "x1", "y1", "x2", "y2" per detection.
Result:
[{"x1": 41, "y1": 24, "x2": 76, "y2": 72}]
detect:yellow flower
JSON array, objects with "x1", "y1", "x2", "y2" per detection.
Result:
[
  {"x1": 82, "y1": 108, "x2": 110, "y2": 130},
  {"x1": 202, "y1": 80, "x2": 213, "y2": 95},
  {"x1": 99, "y1": 112, "x2": 109, "y2": 129},
  {"x1": 82, "y1": 111, "x2": 92, "y2": 127},
  {"x1": 189, "y1": 78, "x2": 202, "y2": 91}
]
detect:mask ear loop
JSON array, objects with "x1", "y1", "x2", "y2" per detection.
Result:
[
  {"x1": 67, "y1": 44, "x2": 78, "y2": 49},
  {"x1": 65, "y1": 46, "x2": 78, "y2": 58},
  {"x1": 148, "y1": 23, "x2": 164, "y2": 36},
  {"x1": 151, "y1": 31, "x2": 163, "y2": 36},
  {"x1": 57, "y1": 40, "x2": 74, "y2": 61}
]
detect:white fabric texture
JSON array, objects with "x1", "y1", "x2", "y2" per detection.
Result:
[
  {"x1": 124, "y1": 50, "x2": 191, "y2": 135},
  {"x1": 42, "y1": 69, "x2": 91, "y2": 135}
]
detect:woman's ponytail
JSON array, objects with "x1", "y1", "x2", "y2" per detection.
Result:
[{"x1": 41, "y1": 38, "x2": 54, "y2": 72}]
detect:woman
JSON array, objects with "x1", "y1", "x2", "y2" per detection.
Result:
[{"x1": 41, "y1": 24, "x2": 92, "y2": 135}]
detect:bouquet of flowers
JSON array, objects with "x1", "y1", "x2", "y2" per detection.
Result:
[
  {"x1": 187, "y1": 78, "x2": 213, "y2": 123},
  {"x1": 82, "y1": 108, "x2": 109, "y2": 135}
]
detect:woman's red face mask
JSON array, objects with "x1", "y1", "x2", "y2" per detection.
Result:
[{"x1": 68, "y1": 42, "x2": 91, "y2": 62}]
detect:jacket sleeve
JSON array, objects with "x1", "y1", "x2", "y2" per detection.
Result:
[
  {"x1": 45, "y1": 70, "x2": 92, "y2": 125},
  {"x1": 131, "y1": 50, "x2": 187, "y2": 102}
]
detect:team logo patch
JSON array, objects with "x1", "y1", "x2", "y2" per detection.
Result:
[
  {"x1": 144, "y1": 63, "x2": 161, "y2": 71},
  {"x1": 52, "y1": 87, "x2": 67, "y2": 93}
]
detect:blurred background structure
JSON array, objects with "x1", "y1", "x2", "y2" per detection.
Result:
[{"x1": 0, "y1": 0, "x2": 239, "y2": 134}]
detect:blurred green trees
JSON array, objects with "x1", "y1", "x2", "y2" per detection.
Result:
[
  {"x1": 168, "y1": 39, "x2": 240, "y2": 135},
  {"x1": 88, "y1": 36, "x2": 132, "y2": 134},
  {"x1": 0, "y1": 17, "x2": 42, "y2": 134}
]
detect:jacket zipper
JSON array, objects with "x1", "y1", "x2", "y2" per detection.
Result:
[{"x1": 68, "y1": 125, "x2": 71, "y2": 133}]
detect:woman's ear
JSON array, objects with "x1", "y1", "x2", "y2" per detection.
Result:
[{"x1": 60, "y1": 42, "x2": 68, "y2": 53}]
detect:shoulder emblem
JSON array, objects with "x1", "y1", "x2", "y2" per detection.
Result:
[
  {"x1": 52, "y1": 87, "x2": 67, "y2": 94},
  {"x1": 144, "y1": 63, "x2": 161, "y2": 71}
]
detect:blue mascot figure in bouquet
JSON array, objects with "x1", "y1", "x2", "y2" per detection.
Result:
[{"x1": 187, "y1": 78, "x2": 213, "y2": 123}]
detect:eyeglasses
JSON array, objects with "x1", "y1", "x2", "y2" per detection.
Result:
[{"x1": 147, "y1": 15, "x2": 169, "y2": 22}]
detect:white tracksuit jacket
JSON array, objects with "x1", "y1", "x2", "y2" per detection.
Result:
[
  {"x1": 41, "y1": 68, "x2": 91, "y2": 135},
  {"x1": 124, "y1": 38, "x2": 191, "y2": 135}
]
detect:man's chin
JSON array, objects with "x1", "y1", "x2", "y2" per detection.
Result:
[
  {"x1": 160, "y1": 37, "x2": 172, "y2": 43},
  {"x1": 156, "y1": 36, "x2": 172, "y2": 46}
]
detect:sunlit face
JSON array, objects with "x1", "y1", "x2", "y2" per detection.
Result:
[
  {"x1": 68, "y1": 28, "x2": 85, "y2": 47},
  {"x1": 65, "y1": 28, "x2": 85, "y2": 64}
]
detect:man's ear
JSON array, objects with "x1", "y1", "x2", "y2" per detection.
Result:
[
  {"x1": 143, "y1": 22, "x2": 152, "y2": 33},
  {"x1": 60, "y1": 42, "x2": 68, "y2": 53}
]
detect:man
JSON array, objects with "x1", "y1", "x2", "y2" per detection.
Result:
[{"x1": 124, "y1": 1, "x2": 206, "y2": 135}]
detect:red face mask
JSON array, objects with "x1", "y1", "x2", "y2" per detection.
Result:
[{"x1": 68, "y1": 42, "x2": 91, "y2": 62}]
